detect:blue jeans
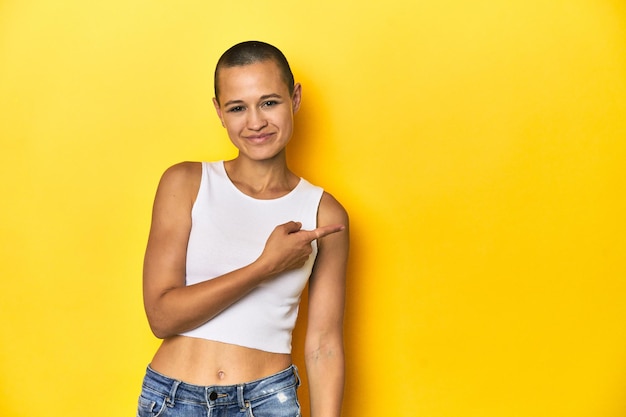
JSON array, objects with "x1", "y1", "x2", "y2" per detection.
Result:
[{"x1": 137, "y1": 365, "x2": 301, "y2": 417}]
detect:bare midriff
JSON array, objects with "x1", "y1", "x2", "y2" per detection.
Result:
[{"x1": 149, "y1": 335, "x2": 292, "y2": 386}]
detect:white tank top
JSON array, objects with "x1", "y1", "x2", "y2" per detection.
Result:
[{"x1": 180, "y1": 161, "x2": 324, "y2": 353}]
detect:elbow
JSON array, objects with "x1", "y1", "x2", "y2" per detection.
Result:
[
  {"x1": 149, "y1": 325, "x2": 169, "y2": 340},
  {"x1": 147, "y1": 319, "x2": 168, "y2": 339},
  {"x1": 144, "y1": 293, "x2": 181, "y2": 339},
  {"x1": 304, "y1": 336, "x2": 344, "y2": 365},
  {"x1": 146, "y1": 310, "x2": 177, "y2": 339},
  {"x1": 149, "y1": 323, "x2": 180, "y2": 340},
  {"x1": 305, "y1": 344, "x2": 342, "y2": 363}
]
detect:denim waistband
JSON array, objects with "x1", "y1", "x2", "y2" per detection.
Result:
[{"x1": 142, "y1": 364, "x2": 300, "y2": 408}]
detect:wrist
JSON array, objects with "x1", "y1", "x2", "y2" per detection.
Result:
[{"x1": 250, "y1": 257, "x2": 277, "y2": 281}]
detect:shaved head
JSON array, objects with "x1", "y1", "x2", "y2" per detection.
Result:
[{"x1": 214, "y1": 41, "x2": 295, "y2": 104}]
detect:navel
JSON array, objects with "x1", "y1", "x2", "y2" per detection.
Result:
[{"x1": 217, "y1": 370, "x2": 226, "y2": 380}]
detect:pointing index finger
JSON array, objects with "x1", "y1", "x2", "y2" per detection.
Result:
[{"x1": 308, "y1": 224, "x2": 345, "y2": 241}]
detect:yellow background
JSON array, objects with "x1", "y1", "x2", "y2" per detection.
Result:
[{"x1": 1, "y1": 1, "x2": 625, "y2": 416}]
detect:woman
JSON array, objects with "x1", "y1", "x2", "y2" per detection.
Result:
[{"x1": 137, "y1": 41, "x2": 349, "y2": 417}]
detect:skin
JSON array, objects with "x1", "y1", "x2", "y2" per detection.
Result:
[{"x1": 143, "y1": 59, "x2": 349, "y2": 417}]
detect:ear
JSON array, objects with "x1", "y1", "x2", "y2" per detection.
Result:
[
  {"x1": 213, "y1": 97, "x2": 225, "y2": 127},
  {"x1": 291, "y1": 83, "x2": 302, "y2": 114}
]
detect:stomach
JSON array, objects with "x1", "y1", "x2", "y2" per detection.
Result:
[{"x1": 149, "y1": 335, "x2": 292, "y2": 386}]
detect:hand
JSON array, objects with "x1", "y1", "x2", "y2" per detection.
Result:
[{"x1": 257, "y1": 221, "x2": 345, "y2": 277}]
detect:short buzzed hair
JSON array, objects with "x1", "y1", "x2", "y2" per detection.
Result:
[{"x1": 214, "y1": 41, "x2": 295, "y2": 104}]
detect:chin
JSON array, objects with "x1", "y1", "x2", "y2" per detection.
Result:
[{"x1": 240, "y1": 148, "x2": 286, "y2": 162}]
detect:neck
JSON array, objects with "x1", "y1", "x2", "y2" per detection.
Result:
[{"x1": 224, "y1": 154, "x2": 299, "y2": 199}]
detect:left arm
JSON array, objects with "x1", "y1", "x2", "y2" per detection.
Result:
[{"x1": 305, "y1": 192, "x2": 350, "y2": 417}]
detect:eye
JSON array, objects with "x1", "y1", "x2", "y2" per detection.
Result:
[
  {"x1": 227, "y1": 105, "x2": 245, "y2": 113},
  {"x1": 261, "y1": 100, "x2": 279, "y2": 108}
]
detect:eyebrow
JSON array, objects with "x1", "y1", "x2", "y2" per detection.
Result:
[{"x1": 223, "y1": 93, "x2": 284, "y2": 108}]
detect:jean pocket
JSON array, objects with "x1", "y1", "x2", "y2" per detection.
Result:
[
  {"x1": 247, "y1": 387, "x2": 301, "y2": 417},
  {"x1": 137, "y1": 392, "x2": 167, "y2": 417}
]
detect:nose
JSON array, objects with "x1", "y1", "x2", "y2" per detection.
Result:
[{"x1": 246, "y1": 108, "x2": 268, "y2": 131}]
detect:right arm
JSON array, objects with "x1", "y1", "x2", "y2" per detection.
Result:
[{"x1": 142, "y1": 162, "x2": 344, "y2": 339}]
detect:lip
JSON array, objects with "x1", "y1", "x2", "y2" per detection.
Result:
[{"x1": 244, "y1": 132, "x2": 275, "y2": 143}]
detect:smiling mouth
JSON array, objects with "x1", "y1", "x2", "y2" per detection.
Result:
[{"x1": 245, "y1": 133, "x2": 275, "y2": 142}]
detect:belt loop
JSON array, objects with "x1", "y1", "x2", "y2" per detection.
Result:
[
  {"x1": 292, "y1": 364, "x2": 301, "y2": 388},
  {"x1": 237, "y1": 384, "x2": 246, "y2": 410},
  {"x1": 166, "y1": 379, "x2": 182, "y2": 407}
]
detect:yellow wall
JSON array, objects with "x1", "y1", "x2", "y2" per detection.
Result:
[{"x1": 1, "y1": 1, "x2": 625, "y2": 416}]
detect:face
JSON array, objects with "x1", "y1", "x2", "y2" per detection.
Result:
[{"x1": 213, "y1": 60, "x2": 301, "y2": 162}]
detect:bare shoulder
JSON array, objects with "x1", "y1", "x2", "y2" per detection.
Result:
[
  {"x1": 155, "y1": 161, "x2": 202, "y2": 203},
  {"x1": 159, "y1": 161, "x2": 202, "y2": 187},
  {"x1": 318, "y1": 191, "x2": 349, "y2": 228},
  {"x1": 145, "y1": 162, "x2": 202, "y2": 273},
  {"x1": 316, "y1": 191, "x2": 349, "y2": 256}
]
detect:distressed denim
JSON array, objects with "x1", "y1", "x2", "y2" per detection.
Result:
[{"x1": 137, "y1": 365, "x2": 301, "y2": 417}]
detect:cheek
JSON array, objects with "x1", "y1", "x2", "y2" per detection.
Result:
[
  {"x1": 275, "y1": 112, "x2": 294, "y2": 129},
  {"x1": 281, "y1": 116, "x2": 294, "y2": 134},
  {"x1": 222, "y1": 118, "x2": 242, "y2": 135},
  {"x1": 226, "y1": 126, "x2": 239, "y2": 140}
]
